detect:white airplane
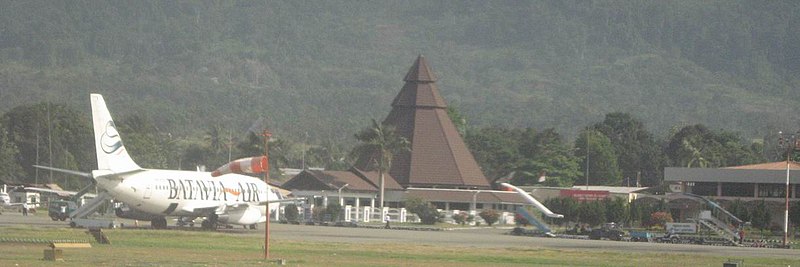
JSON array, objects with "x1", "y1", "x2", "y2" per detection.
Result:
[
  {"x1": 0, "y1": 190, "x2": 37, "y2": 212},
  {"x1": 37, "y1": 94, "x2": 290, "y2": 229},
  {"x1": 0, "y1": 191, "x2": 19, "y2": 209}
]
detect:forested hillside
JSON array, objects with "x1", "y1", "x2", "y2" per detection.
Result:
[
  {"x1": 2, "y1": 1, "x2": 799, "y2": 142},
  {"x1": 1, "y1": 1, "x2": 799, "y2": 170}
]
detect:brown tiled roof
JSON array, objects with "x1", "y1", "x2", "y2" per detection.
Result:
[
  {"x1": 390, "y1": 82, "x2": 447, "y2": 108},
  {"x1": 378, "y1": 55, "x2": 490, "y2": 189},
  {"x1": 351, "y1": 168, "x2": 404, "y2": 190},
  {"x1": 406, "y1": 188, "x2": 528, "y2": 204},
  {"x1": 723, "y1": 160, "x2": 800, "y2": 170},
  {"x1": 403, "y1": 55, "x2": 437, "y2": 83},
  {"x1": 281, "y1": 170, "x2": 380, "y2": 192}
]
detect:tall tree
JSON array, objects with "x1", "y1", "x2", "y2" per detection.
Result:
[
  {"x1": 594, "y1": 112, "x2": 665, "y2": 186},
  {"x1": 574, "y1": 128, "x2": 621, "y2": 186},
  {"x1": 1, "y1": 103, "x2": 93, "y2": 187},
  {"x1": 465, "y1": 127, "x2": 523, "y2": 179},
  {"x1": 0, "y1": 125, "x2": 24, "y2": 182},
  {"x1": 665, "y1": 124, "x2": 764, "y2": 168},
  {"x1": 513, "y1": 128, "x2": 581, "y2": 187},
  {"x1": 204, "y1": 125, "x2": 226, "y2": 164},
  {"x1": 352, "y1": 119, "x2": 410, "y2": 208},
  {"x1": 116, "y1": 115, "x2": 170, "y2": 169}
]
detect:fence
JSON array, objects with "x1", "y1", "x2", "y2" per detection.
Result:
[{"x1": 280, "y1": 204, "x2": 518, "y2": 225}]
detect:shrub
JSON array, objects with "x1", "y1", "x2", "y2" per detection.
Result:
[
  {"x1": 284, "y1": 204, "x2": 299, "y2": 222},
  {"x1": 649, "y1": 211, "x2": 673, "y2": 229},
  {"x1": 453, "y1": 211, "x2": 469, "y2": 225},
  {"x1": 326, "y1": 203, "x2": 342, "y2": 222},
  {"x1": 479, "y1": 209, "x2": 500, "y2": 226},
  {"x1": 312, "y1": 206, "x2": 326, "y2": 222},
  {"x1": 405, "y1": 197, "x2": 443, "y2": 225}
]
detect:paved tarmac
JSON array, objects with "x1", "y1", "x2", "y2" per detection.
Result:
[{"x1": 2, "y1": 211, "x2": 800, "y2": 260}]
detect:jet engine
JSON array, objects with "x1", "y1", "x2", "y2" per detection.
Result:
[
  {"x1": 217, "y1": 205, "x2": 262, "y2": 225},
  {"x1": 114, "y1": 204, "x2": 162, "y2": 221}
]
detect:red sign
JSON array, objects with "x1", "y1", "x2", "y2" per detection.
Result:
[{"x1": 559, "y1": 189, "x2": 609, "y2": 201}]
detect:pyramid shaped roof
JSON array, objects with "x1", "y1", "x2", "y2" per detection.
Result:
[
  {"x1": 374, "y1": 55, "x2": 490, "y2": 189},
  {"x1": 403, "y1": 55, "x2": 438, "y2": 83}
]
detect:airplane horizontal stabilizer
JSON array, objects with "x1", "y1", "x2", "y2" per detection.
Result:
[{"x1": 33, "y1": 165, "x2": 92, "y2": 179}]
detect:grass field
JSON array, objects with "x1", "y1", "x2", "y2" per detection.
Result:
[{"x1": 1, "y1": 226, "x2": 798, "y2": 266}]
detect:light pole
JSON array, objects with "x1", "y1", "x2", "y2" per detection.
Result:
[
  {"x1": 262, "y1": 129, "x2": 272, "y2": 260},
  {"x1": 337, "y1": 183, "x2": 349, "y2": 206},
  {"x1": 777, "y1": 130, "x2": 799, "y2": 248},
  {"x1": 585, "y1": 128, "x2": 590, "y2": 190}
]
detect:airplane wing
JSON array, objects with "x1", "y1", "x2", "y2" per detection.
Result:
[
  {"x1": 181, "y1": 198, "x2": 305, "y2": 214},
  {"x1": 23, "y1": 187, "x2": 98, "y2": 198},
  {"x1": 255, "y1": 198, "x2": 306, "y2": 206}
]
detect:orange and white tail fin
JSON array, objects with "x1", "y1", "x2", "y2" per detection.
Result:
[{"x1": 90, "y1": 94, "x2": 141, "y2": 173}]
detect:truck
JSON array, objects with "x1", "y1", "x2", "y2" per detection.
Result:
[
  {"x1": 48, "y1": 200, "x2": 77, "y2": 221},
  {"x1": 588, "y1": 223, "x2": 625, "y2": 241}
]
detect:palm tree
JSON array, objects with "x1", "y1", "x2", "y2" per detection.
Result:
[
  {"x1": 204, "y1": 125, "x2": 224, "y2": 162},
  {"x1": 352, "y1": 119, "x2": 410, "y2": 208},
  {"x1": 682, "y1": 139, "x2": 710, "y2": 168}
]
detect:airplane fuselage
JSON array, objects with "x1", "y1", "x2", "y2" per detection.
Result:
[{"x1": 96, "y1": 169, "x2": 279, "y2": 221}]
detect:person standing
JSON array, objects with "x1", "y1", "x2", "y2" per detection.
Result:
[
  {"x1": 384, "y1": 214, "x2": 391, "y2": 229},
  {"x1": 21, "y1": 202, "x2": 28, "y2": 216},
  {"x1": 738, "y1": 228, "x2": 745, "y2": 244}
]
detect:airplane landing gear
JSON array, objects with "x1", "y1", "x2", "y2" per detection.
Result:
[
  {"x1": 151, "y1": 217, "x2": 168, "y2": 229},
  {"x1": 201, "y1": 214, "x2": 219, "y2": 230},
  {"x1": 249, "y1": 224, "x2": 257, "y2": 230},
  {"x1": 177, "y1": 217, "x2": 196, "y2": 227}
]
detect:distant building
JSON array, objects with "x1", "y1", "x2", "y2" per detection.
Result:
[
  {"x1": 282, "y1": 55, "x2": 526, "y2": 211},
  {"x1": 665, "y1": 161, "x2": 799, "y2": 201},
  {"x1": 664, "y1": 161, "x2": 800, "y2": 224},
  {"x1": 522, "y1": 185, "x2": 648, "y2": 203}
]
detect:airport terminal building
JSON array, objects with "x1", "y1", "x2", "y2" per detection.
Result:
[
  {"x1": 282, "y1": 56, "x2": 527, "y2": 215},
  {"x1": 663, "y1": 160, "x2": 800, "y2": 227},
  {"x1": 664, "y1": 161, "x2": 800, "y2": 201}
]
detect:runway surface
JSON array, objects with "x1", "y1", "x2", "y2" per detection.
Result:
[{"x1": 2, "y1": 211, "x2": 799, "y2": 260}]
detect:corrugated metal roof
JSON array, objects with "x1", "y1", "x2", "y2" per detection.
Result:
[
  {"x1": 723, "y1": 160, "x2": 800, "y2": 170},
  {"x1": 664, "y1": 167, "x2": 800, "y2": 184}
]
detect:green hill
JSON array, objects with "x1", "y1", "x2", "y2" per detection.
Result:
[{"x1": 1, "y1": 0, "x2": 798, "y2": 144}]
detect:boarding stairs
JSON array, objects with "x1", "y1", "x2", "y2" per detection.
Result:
[
  {"x1": 515, "y1": 207, "x2": 553, "y2": 234},
  {"x1": 70, "y1": 192, "x2": 111, "y2": 219},
  {"x1": 691, "y1": 217, "x2": 738, "y2": 245},
  {"x1": 680, "y1": 193, "x2": 742, "y2": 245}
]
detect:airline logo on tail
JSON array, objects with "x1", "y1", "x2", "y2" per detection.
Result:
[
  {"x1": 101, "y1": 121, "x2": 124, "y2": 155},
  {"x1": 91, "y1": 93, "x2": 141, "y2": 173}
]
